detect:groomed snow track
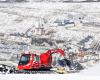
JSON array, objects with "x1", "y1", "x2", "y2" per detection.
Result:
[
  {"x1": 0, "y1": 64, "x2": 79, "y2": 74},
  {"x1": 14, "y1": 70, "x2": 56, "y2": 74}
]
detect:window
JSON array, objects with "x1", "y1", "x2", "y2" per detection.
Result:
[
  {"x1": 19, "y1": 54, "x2": 30, "y2": 65},
  {"x1": 34, "y1": 54, "x2": 40, "y2": 62}
]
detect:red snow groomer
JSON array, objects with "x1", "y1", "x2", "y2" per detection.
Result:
[{"x1": 18, "y1": 48, "x2": 65, "y2": 71}]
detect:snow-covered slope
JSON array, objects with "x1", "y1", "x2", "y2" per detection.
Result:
[
  {"x1": 79, "y1": 61, "x2": 100, "y2": 76},
  {"x1": 0, "y1": 2, "x2": 100, "y2": 80},
  {"x1": 0, "y1": 2, "x2": 100, "y2": 33},
  {"x1": 0, "y1": 2, "x2": 100, "y2": 59},
  {"x1": 0, "y1": 62, "x2": 100, "y2": 80}
]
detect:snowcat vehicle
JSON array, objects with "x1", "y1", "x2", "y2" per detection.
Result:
[{"x1": 18, "y1": 48, "x2": 65, "y2": 71}]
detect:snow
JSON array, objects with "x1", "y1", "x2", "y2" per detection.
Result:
[
  {"x1": 0, "y1": 1, "x2": 100, "y2": 57},
  {"x1": 0, "y1": 2, "x2": 100, "y2": 35},
  {"x1": 0, "y1": 62, "x2": 100, "y2": 80},
  {"x1": 79, "y1": 61, "x2": 100, "y2": 76},
  {"x1": 0, "y1": 2, "x2": 100, "y2": 80}
]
